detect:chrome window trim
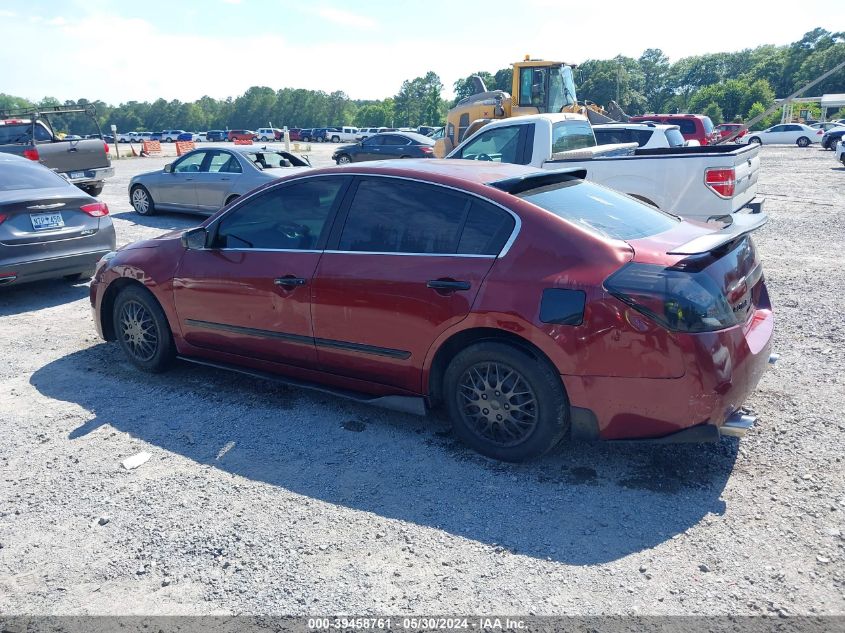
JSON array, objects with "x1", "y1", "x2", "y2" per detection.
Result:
[
  {"x1": 216, "y1": 248, "x2": 323, "y2": 254},
  {"x1": 206, "y1": 171, "x2": 522, "y2": 258},
  {"x1": 323, "y1": 250, "x2": 495, "y2": 258}
]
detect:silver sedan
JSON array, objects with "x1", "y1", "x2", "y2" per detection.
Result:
[{"x1": 128, "y1": 146, "x2": 311, "y2": 216}]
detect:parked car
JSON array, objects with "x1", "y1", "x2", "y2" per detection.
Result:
[
  {"x1": 809, "y1": 122, "x2": 845, "y2": 132},
  {"x1": 821, "y1": 127, "x2": 845, "y2": 150},
  {"x1": 629, "y1": 114, "x2": 719, "y2": 145},
  {"x1": 0, "y1": 107, "x2": 114, "y2": 196},
  {"x1": 92, "y1": 160, "x2": 774, "y2": 461},
  {"x1": 311, "y1": 128, "x2": 337, "y2": 142},
  {"x1": 206, "y1": 130, "x2": 227, "y2": 142},
  {"x1": 714, "y1": 123, "x2": 748, "y2": 142},
  {"x1": 160, "y1": 130, "x2": 187, "y2": 143},
  {"x1": 0, "y1": 153, "x2": 115, "y2": 286},
  {"x1": 176, "y1": 132, "x2": 199, "y2": 142},
  {"x1": 287, "y1": 128, "x2": 303, "y2": 141},
  {"x1": 593, "y1": 122, "x2": 687, "y2": 149},
  {"x1": 128, "y1": 146, "x2": 310, "y2": 216},
  {"x1": 256, "y1": 128, "x2": 281, "y2": 142},
  {"x1": 835, "y1": 140, "x2": 845, "y2": 165},
  {"x1": 325, "y1": 127, "x2": 359, "y2": 143},
  {"x1": 130, "y1": 131, "x2": 153, "y2": 143},
  {"x1": 743, "y1": 123, "x2": 822, "y2": 147},
  {"x1": 299, "y1": 128, "x2": 315, "y2": 142},
  {"x1": 150, "y1": 132, "x2": 164, "y2": 142},
  {"x1": 333, "y1": 132, "x2": 435, "y2": 164},
  {"x1": 227, "y1": 130, "x2": 256, "y2": 142}
]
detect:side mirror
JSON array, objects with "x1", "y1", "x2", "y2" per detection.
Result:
[
  {"x1": 181, "y1": 227, "x2": 208, "y2": 250},
  {"x1": 163, "y1": 163, "x2": 173, "y2": 173}
]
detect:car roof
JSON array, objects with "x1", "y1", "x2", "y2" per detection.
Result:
[
  {"x1": 0, "y1": 152, "x2": 32, "y2": 163},
  {"x1": 370, "y1": 131, "x2": 436, "y2": 144},
  {"x1": 593, "y1": 122, "x2": 679, "y2": 131},
  {"x1": 223, "y1": 144, "x2": 295, "y2": 154},
  {"x1": 303, "y1": 158, "x2": 544, "y2": 187}
]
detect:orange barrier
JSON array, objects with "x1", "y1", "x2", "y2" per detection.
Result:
[
  {"x1": 142, "y1": 140, "x2": 162, "y2": 155},
  {"x1": 175, "y1": 141, "x2": 196, "y2": 156},
  {"x1": 234, "y1": 138, "x2": 254, "y2": 145}
]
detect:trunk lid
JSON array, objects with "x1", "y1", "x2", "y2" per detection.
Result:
[
  {"x1": 0, "y1": 188, "x2": 102, "y2": 245},
  {"x1": 35, "y1": 138, "x2": 110, "y2": 174}
]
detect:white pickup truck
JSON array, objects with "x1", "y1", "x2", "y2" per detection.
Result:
[
  {"x1": 325, "y1": 127, "x2": 360, "y2": 143},
  {"x1": 446, "y1": 113, "x2": 764, "y2": 222}
]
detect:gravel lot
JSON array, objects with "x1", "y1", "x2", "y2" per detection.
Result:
[{"x1": 0, "y1": 145, "x2": 843, "y2": 617}]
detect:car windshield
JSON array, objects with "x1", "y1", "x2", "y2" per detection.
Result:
[
  {"x1": 517, "y1": 180, "x2": 679, "y2": 241},
  {"x1": 0, "y1": 161, "x2": 67, "y2": 190},
  {"x1": 548, "y1": 65, "x2": 578, "y2": 113}
]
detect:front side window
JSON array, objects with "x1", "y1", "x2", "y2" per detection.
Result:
[
  {"x1": 548, "y1": 65, "x2": 577, "y2": 113},
  {"x1": 338, "y1": 178, "x2": 469, "y2": 254},
  {"x1": 519, "y1": 67, "x2": 547, "y2": 109},
  {"x1": 215, "y1": 178, "x2": 346, "y2": 250},
  {"x1": 552, "y1": 121, "x2": 596, "y2": 153},
  {"x1": 173, "y1": 152, "x2": 207, "y2": 173},
  {"x1": 456, "y1": 126, "x2": 522, "y2": 163}
]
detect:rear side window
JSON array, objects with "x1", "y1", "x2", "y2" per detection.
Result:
[
  {"x1": 0, "y1": 161, "x2": 67, "y2": 190},
  {"x1": 701, "y1": 117, "x2": 714, "y2": 135},
  {"x1": 517, "y1": 180, "x2": 679, "y2": 241},
  {"x1": 338, "y1": 178, "x2": 513, "y2": 256},
  {"x1": 665, "y1": 128, "x2": 685, "y2": 147},
  {"x1": 551, "y1": 121, "x2": 596, "y2": 152},
  {"x1": 668, "y1": 119, "x2": 698, "y2": 135}
]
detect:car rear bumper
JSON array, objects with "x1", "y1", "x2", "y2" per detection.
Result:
[
  {"x1": 62, "y1": 166, "x2": 115, "y2": 185},
  {"x1": 0, "y1": 222, "x2": 116, "y2": 286},
  {"x1": 562, "y1": 308, "x2": 774, "y2": 441}
]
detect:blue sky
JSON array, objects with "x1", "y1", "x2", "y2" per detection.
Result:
[{"x1": 2, "y1": 0, "x2": 844, "y2": 104}]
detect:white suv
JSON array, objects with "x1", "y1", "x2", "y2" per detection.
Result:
[
  {"x1": 256, "y1": 127, "x2": 280, "y2": 142},
  {"x1": 593, "y1": 122, "x2": 688, "y2": 149}
]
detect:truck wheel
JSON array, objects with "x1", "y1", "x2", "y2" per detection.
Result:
[
  {"x1": 261, "y1": 136, "x2": 269, "y2": 142},
  {"x1": 80, "y1": 183, "x2": 104, "y2": 197},
  {"x1": 796, "y1": 136, "x2": 810, "y2": 147},
  {"x1": 443, "y1": 342, "x2": 570, "y2": 462},
  {"x1": 131, "y1": 185, "x2": 156, "y2": 216},
  {"x1": 331, "y1": 135, "x2": 340, "y2": 143}
]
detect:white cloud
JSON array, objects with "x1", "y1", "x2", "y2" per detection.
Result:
[
  {"x1": 221, "y1": 0, "x2": 242, "y2": 4},
  {"x1": 316, "y1": 6, "x2": 377, "y2": 30},
  {"x1": 49, "y1": 16, "x2": 67, "y2": 26},
  {"x1": 0, "y1": 10, "x2": 16, "y2": 17}
]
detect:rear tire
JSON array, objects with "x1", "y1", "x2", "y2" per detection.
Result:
[
  {"x1": 261, "y1": 136, "x2": 269, "y2": 142},
  {"x1": 443, "y1": 342, "x2": 569, "y2": 462},
  {"x1": 796, "y1": 136, "x2": 810, "y2": 147},
  {"x1": 749, "y1": 136, "x2": 762, "y2": 144},
  {"x1": 336, "y1": 154, "x2": 351, "y2": 165},
  {"x1": 130, "y1": 185, "x2": 156, "y2": 216},
  {"x1": 331, "y1": 135, "x2": 340, "y2": 143},
  {"x1": 225, "y1": 194, "x2": 240, "y2": 206},
  {"x1": 80, "y1": 183, "x2": 104, "y2": 197},
  {"x1": 113, "y1": 285, "x2": 175, "y2": 373}
]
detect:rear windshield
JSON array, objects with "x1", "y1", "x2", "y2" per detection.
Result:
[
  {"x1": 665, "y1": 128, "x2": 686, "y2": 147},
  {"x1": 0, "y1": 123, "x2": 52, "y2": 144},
  {"x1": 517, "y1": 180, "x2": 679, "y2": 241},
  {"x1": 0, "y1": 161, "x2": 67, "y2": 191}
]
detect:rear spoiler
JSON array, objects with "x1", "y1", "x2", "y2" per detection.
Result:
[
  {"x1": 667, "y1": 214, "x2": 768, "y2": 255},
  {"x1": 489, "y1": 168, "x2": 587, "y2": 195}
]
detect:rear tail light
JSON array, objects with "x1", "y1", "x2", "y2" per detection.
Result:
[
  {"x1": 0, "y1": 214, "x2": 7, "y2": 224},
  {"x1": 80, "y1": 202, "x2": 109, "y2": 217},
  {"x1": 705, "y1": 167, "x2": 736, "y2": 198},
  {"x1": 104, "y1": 141, "x2": 110, "y2": 154},
  {"x1": 22, "y1": 148, "x2": 39, "y2": 161},
  {"x1": 605, "y1": 263, "x2": 739, "y2": 333},
  {"x1": 419, "y1": 146, "x2": 434, "y2": 154}
]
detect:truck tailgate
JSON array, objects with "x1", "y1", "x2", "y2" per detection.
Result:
[
  {"x1": 37, "y1": 139, "x2": 110, "y2": 174},
  {"x1": 729, "y1": 144, "x2": 761, "y2": 212}
]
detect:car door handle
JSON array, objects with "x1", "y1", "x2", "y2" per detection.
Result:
[
  {"x1": 220, "y1": 177, "x2": 230, "y2": 181},
  {"x1": 274, "y1": 276, "x2": 306, "y2": 287},
  {"x1": 427, "y1": 279, "x2": 471, "y2": 291},
  {"x1": 68, "y1": 147, "x2": 78, "y2": 152}
]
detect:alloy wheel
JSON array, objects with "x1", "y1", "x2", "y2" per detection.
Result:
[
  {"x1": 457, "y1": 361, "x2": 538, "y2": 447},
  {"x1": 118, "y1": 299, "x2": 159, "y2": 362},
  {"x1": 132, "y1": 188, "x2": 150, "y2": 214}
]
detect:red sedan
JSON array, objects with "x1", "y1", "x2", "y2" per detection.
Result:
[{"x1": 90, "y1": 160, "x2": 774, "y2": 461}]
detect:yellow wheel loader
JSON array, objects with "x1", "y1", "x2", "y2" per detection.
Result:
[{"x1": 435, "y1": 56, "x2": 626, "y2": 157}]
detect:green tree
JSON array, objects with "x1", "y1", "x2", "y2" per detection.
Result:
[
  {"x1": 452, "y1": 71, "x2": 495, "y2": 105},
  {"x1": 702, "y1": 102, "x2": 724, "y2": 125}
]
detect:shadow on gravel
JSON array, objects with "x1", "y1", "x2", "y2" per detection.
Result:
[
  {"x1": 110, "y1": 210, "x2": 204, "y2": 232},
  {"x1": 0, "y1": 278, "x2": 90, "y2": 317},
  {"x1": 32, "y1": 345, "x2": 737, "y2": 565}
]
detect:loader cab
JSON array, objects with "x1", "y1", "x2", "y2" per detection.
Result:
[{"x1": 511, "y1": 60, "x2": 578, "y2": 117}]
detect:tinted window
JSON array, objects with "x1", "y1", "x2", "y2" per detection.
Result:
[
  {"x1": 0, "y1": 123, "x2": 52, "y2": 144},
  {"x1": 457, "y1": 126, "x2": 522, "y2": 163},
  {"x1": 0, "y1": 161, "x2": 67, "y2": 190},
  {"x1": 457, "y1": 201, "x2": 515, "y2": 255},
  {"x1": 215, "y1": 178, "x2": 345, "y2": 250},
  {"x1": 552, "y1": 121, "x2": 596, "y2": 152},
  {"x1": 519, "y1": 67, "x2": 547, "y2": 108},
  {"x1": 518, "y1": 180, "x2": 679, "y2": 241},
  {"x1": 380, "y1": 135, "x2": 409, "y2": 146},
  {"x1": 668, "y1": 119, "x2": 697, "y2": 135},
  {"x1": 339, "y1": 178, "x2": 470, "y2": 254},
  {"x1": 362, "y1": 136, "x2": 383, "y2": 146}
]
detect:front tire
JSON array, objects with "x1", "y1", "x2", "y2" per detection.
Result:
[
  {"x1": 443, "y1": 342, "x2": 569, "y2": 462},
  {"x1": 113, "y1": 285, "x2": 175, "y2": 373},
  {"x1": 331, "y1": 135, "x2": 340, "y2": 143},
  {"x1": 749, "y1": 136, "x2": 762, "y2": 144},
  {"x1": 261, "y1": 136, "x2": 269, "y2": 142},
  {"x1": 336, "y1": 154, "x2": 351, "y2": 165},
  {"x1": 131, "y1": 185, "x2": 156, "y2": 216},
  {"x1": 796, "y1": 136, "x2": 810, "y2": 147}
]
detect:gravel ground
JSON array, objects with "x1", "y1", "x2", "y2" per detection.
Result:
[{"x1": 0, "y1": 145, "x2": 843, "y2": 617}]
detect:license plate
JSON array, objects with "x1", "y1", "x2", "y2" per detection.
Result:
[
  {"x1": 70, "y1": 171, "x2": 85, "y2": 179},
  {"x1": 30, "y1": 212, "x2": 65, "y2": 230}
]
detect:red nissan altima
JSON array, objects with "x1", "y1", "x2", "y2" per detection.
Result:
[{"x1": 90, "y1": 160, "x2": 774, "y2": 461}]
